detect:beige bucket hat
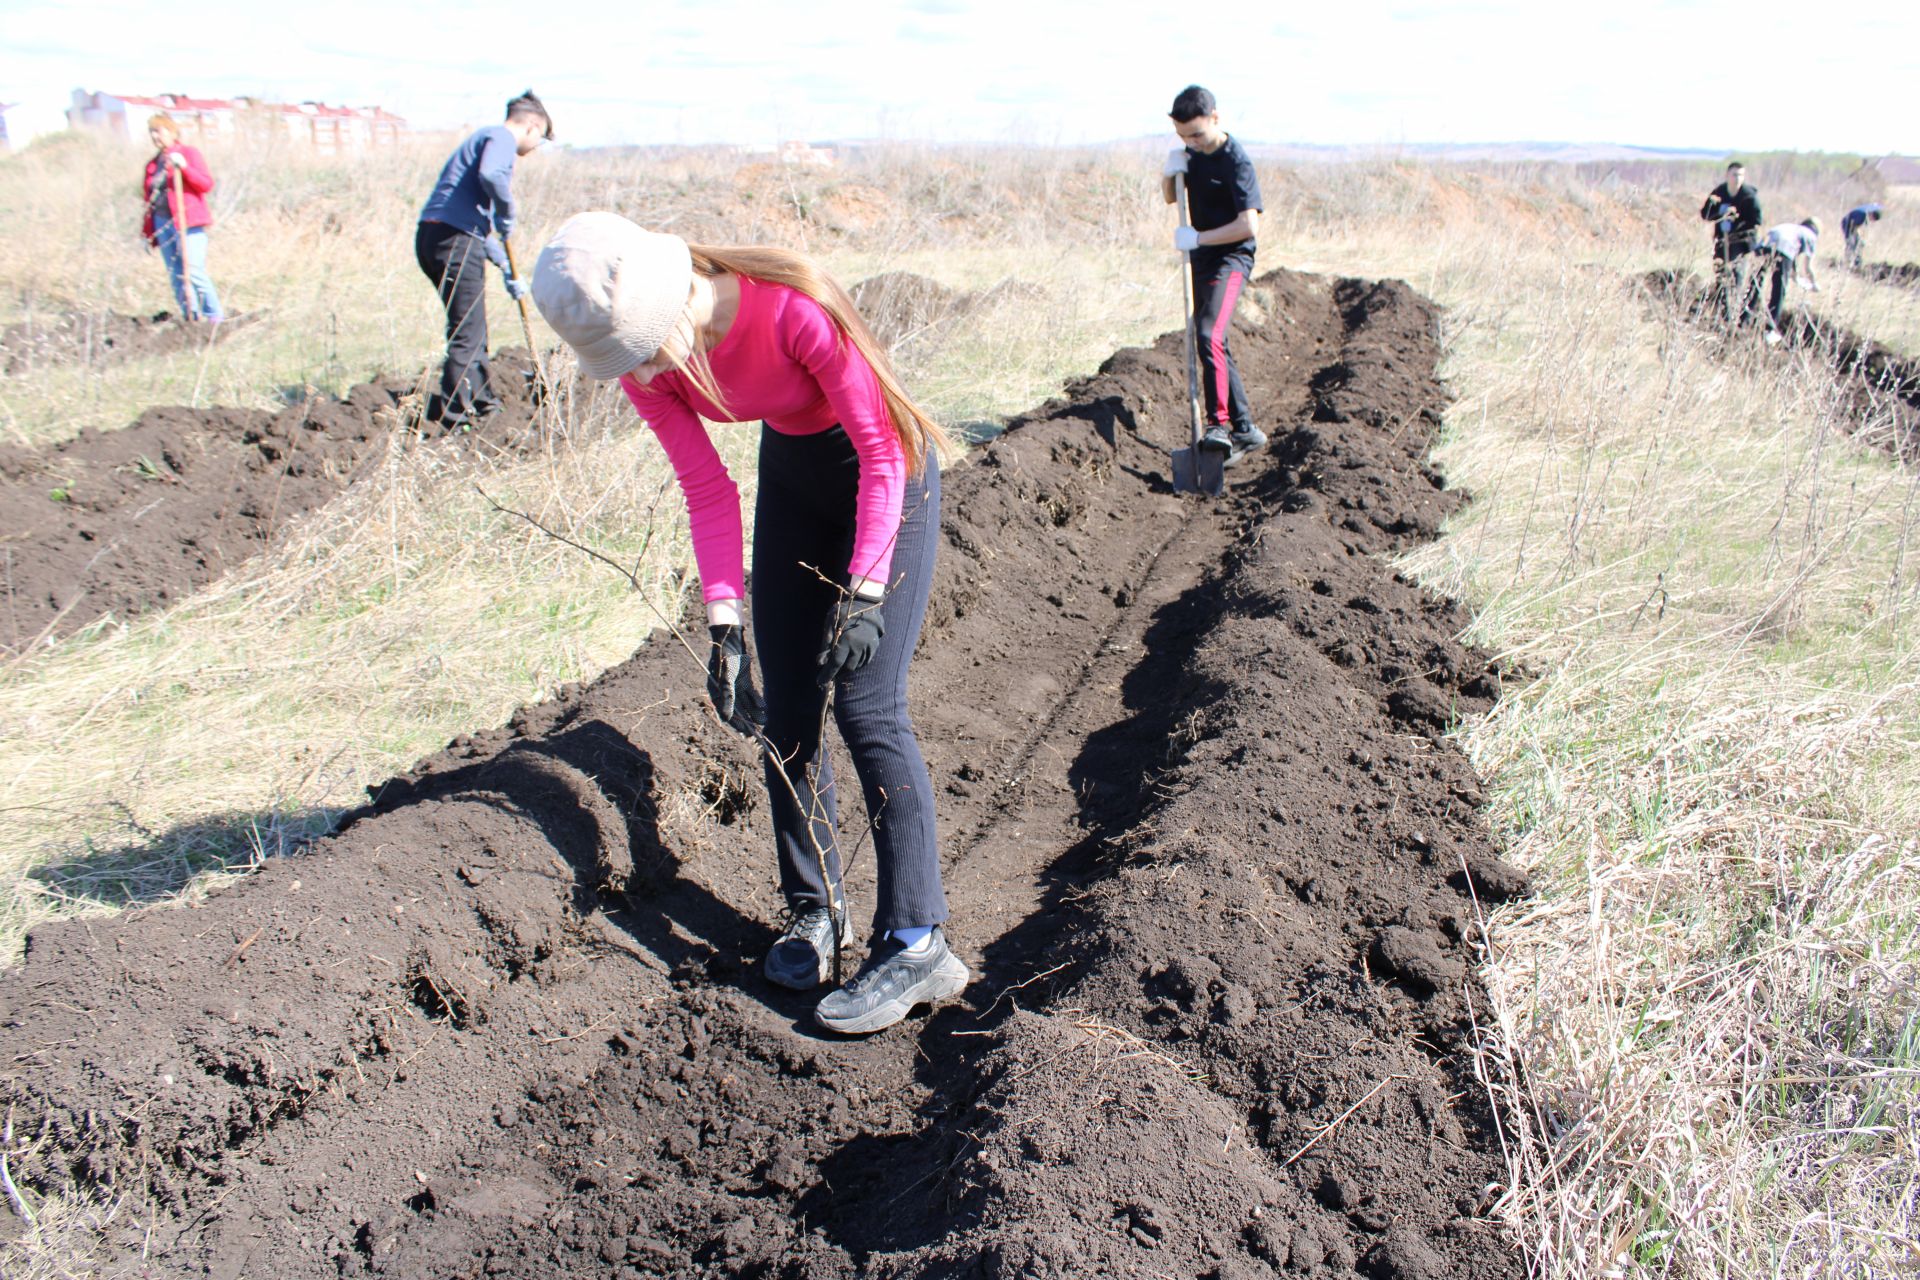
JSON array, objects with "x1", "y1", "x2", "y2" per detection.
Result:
[{"x1": 532, "y1": 212, "x2": 692, "y2": 379}]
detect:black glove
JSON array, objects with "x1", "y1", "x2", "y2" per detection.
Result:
[
  {"x1": 817, "y1": 596, "x2": 886, "y2": 687},
  {"x1": 706, "y1": 625, "x2": 765, "y2": 735}
]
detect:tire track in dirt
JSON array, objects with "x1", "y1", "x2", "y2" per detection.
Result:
[
  {"x1": 0, "y1": 350, "x2": 541, "y2": 652},
  {"x1": 0, "y1": 269, "x2": 1524, "y2": 1279}
]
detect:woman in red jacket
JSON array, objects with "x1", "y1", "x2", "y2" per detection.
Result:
[{"x1": 140, "y1": 114, "x2": 224, "y2": 323}]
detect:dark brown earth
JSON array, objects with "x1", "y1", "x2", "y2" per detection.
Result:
[
  {"x1": 849, "y1": 273, "x2": 967, "y2": 349},
  {"x1": 849, "y1": 272, "x2": 1045, "y2": 354},
  {"x1": 1640, "y1": 269, "x2": 1920, "y2": 460},
  {"x1": 1858, "y1": 262, "x2": 1920, "y2": 290},
  {"x1": 0, "y1": 350, "x2": 541, "y2": 651},
  {"x1": 0, "y1": 309, "x2": 258, "y2": 377},
  {"x1": 0, "y1": 268, "x2": 1526, "y2": 1279}
]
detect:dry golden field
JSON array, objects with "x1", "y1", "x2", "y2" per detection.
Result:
[{"x1": 2, "y1": 131, "x2": 1917, "y2": 1277}]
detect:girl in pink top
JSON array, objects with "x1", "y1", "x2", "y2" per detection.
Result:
[{"x1": 532, "y1": 213, "x2": 969, "y2": 1034}]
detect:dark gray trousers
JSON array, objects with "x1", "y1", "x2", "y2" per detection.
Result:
[
  {"x1": 751, "y1": 425, "x2": 946, "y2": 934},
  {"x1": 414, "y1": 221, "x2": 498, "y2": 424}
]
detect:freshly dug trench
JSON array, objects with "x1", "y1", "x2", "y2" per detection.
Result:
[
  {"x1": 0, "y1": 348, "x2": 543, "y2": 651},
  {"x1": 0, "y1": 267, "x2": 1525, "y2": 1279},
  {"x1": 0, "y1": 309, "x2": 259, "y2": 377},
  {"x1": 1858, "y1": 262, "x2": 1920, "y2": 290},
  {"x1": 1639, "y1": 269, "x2": 1920, "y2": 460}
]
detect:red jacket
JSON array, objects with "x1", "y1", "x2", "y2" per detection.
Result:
[{"x1": 141, "y1": 144, "x2": 215, "y2": 243}]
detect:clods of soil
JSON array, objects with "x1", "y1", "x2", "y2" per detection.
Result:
[
  {"x1": 0, "y1": 309, "x2": 257, "y2": 377},
  {"x1": 849, "y1": 272, "x2": 968, "y2": 349},
  {"x1": 0, "y1": 349, "x2": 543, "y2": 651},
  {"x1": 1858, "y1": 262, "x2": 1920, "y2": 289},
  {"x1": 849, "y1": 272, "x2": 1046, "y2": 353},
  {"x1": 1640, "y1": 269, "x2": 1920, "y2": 459},
  {"x1": 0, "y1": 267, "x2": 1525, "y2": 1279}
]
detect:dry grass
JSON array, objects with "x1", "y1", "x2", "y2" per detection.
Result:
[
  {"x1": 1359, "y1": 175, "x2": 1920, "y2": 1276},
  {"x1": 4, "y1": 134, "x2": 1919, "y2": 1279}
]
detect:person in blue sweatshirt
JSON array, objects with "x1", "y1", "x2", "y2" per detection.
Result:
[
  {"x1": 416, "y1": 90, "x2": 552, "y2": 428},
  {"x1": 1842, "y1": 203, "x2": 1883, "y2": 270}
]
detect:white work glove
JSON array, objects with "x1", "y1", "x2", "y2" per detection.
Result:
[
  {"x1": 1174, "y1": 226, "x2": 1201, "y2": 253},
  {"x1": 1164, "y1": 148, "x2": 1188, "y2": 177},
  {"x1": 165, "y1": 151, "x2": 187, "y2": 169}
]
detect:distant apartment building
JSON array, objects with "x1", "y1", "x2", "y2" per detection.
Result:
[
  {"x1": 780, "y1": 140, "x2": 837, "y2": 168},
  {"x1": 67, "y1": 89, "x2": 406, "y2": 151}
]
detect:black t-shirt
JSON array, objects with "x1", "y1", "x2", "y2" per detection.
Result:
[
  {"x1": 1184, "y1": 134, "x2": 1262, "y2": 251},
  {"x1": 1700, "y1": 181, "x2": 1763, "y2": 249}
]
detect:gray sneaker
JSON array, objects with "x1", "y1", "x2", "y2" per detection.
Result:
[
  {"x1": 765, "y1": 901, "x2": 854, "y2": 991},
  {"x1": 814, "y1": 929, "x2": 971, "y2": 1034},
  {"x1": 1228, "y1": 424, "x2": 1267, "y2": 452},
  {"x1": 1198, "y1": 425, "x2": 1233, "y2": 453}
]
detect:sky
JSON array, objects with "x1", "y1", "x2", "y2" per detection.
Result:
[{"x1": 2, "y1": 0, "x2": 1915, "y2": 154}]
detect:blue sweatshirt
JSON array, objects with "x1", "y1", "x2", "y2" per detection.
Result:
[
  {"x1": 420, "y1": 125, "x2": 517, "y2": 270},
  {"x1": 1843, "y1": 204, "x2": 1883, "y2": 233}
]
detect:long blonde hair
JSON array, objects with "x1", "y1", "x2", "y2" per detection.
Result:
[{"x1": 671, "y1": 244, "x2": 954, "y2": 476}]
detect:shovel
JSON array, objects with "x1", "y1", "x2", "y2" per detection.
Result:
[
  {"x1": 500, "y1": 234, "x2": 538, "y2": 356},
  {"x1": 1167, "y1": 174, "x2": 1224, "y2": 497},
  {"x1": 501, "y1": 234, "x2": 556, "y2": 409},
  {"x1": 169, "y1": 151, "x2": 199, "y2": 322}
]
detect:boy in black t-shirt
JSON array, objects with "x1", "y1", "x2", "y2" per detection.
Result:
[{"x1": 1163, "y1": 84, "x2": 1265, "y2": 457}]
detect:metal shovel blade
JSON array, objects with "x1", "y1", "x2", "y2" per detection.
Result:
[{"x1": 1170, "y1": 443, "x2": 1226, "y2": 496}]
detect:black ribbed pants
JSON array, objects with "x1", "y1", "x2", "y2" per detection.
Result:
[
  {"x1": 751, "y1": 425, "x2": 946, "y2": 935},
  {"x1": 414, "y1": 221, "x2": 498, "y2": 425}
]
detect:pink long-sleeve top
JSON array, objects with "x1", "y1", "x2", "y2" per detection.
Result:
[{"x1": 619, "y1": 276, "x2": 908, "y2": 605}]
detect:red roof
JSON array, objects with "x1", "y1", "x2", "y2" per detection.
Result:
[
  {"x1": 95, "y1": 90, "x2": 403, "y2": 125},
  {"x1": 103, "y1": 92, "x2": 233, "y2": 110}
]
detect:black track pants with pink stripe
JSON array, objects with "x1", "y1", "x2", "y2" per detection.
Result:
[{"x1": 1190, "y1": 248, "x2": 1255, "y2": 430}]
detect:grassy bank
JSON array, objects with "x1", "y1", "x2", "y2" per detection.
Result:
[{"x1": 3, "y1": 134, "x2": 1917, "y2": 1277}]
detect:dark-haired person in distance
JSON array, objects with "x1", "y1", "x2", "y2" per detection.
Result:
[
  {"x1": 1699, "y1": 160, "x2": 1763, "y2": 327},
  {"x1": 415, "y1": 90, "x2": 552, "y2": 429},
  {"x1": 1161, "y1": 84, "x2": 1266, "y2": 460},
  {"x1": 1841, "y1": 203, "x2": 1883, "y2": 271}
]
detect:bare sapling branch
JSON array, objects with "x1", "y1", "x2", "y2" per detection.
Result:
[{"x1": 476, "y1": 483, "x2": 867, "y2": 983}]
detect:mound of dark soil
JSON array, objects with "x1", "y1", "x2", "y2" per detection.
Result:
[
  {"x1": 849, "y1": 272, "x2": 969, "y2": 349},
  {"x1": 1859, "y1": 262, "x2": 1920, "y2": 290},
  {"x1": 0, "y1": 309, "x2": 257, "y2": 377},
  {"x1": 0, "y1": 268, "x2": 1525, "y2": 1279},
  {"x1": 0, "y1": 351, "x2": 542, "y2": 651},
  {"x1": 1640, "y1": 269, "x2": 1920, "y2": 459}
]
